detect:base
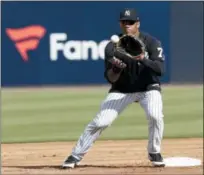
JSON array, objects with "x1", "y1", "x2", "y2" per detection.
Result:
[{"x1": 164, "y1": 157, "x2": 202, "y2": 167}]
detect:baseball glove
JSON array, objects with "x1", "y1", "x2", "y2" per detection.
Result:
[{"x1": 113, "y1": 35, "x2": 146, "y2": 61}]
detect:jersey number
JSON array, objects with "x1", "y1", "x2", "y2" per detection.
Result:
[{"x1": 157, "y1": 47, "x2": 163, "y2": 58}]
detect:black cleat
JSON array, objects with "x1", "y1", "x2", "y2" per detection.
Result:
[
  {"x1": 148, "y1": 153, "x2": 165, "y2": 167},
  {"x1": 62, "y1": 155, "x2": 80, "y2": 169}
]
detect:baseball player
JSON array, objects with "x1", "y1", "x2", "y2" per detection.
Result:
[{"x1": 62, "y1": 8, "x2": 165, "y2": 168}]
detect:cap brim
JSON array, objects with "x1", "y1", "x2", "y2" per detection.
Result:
[{"x1": 119, "y1": 17, "x2": 137, "y2": 21}]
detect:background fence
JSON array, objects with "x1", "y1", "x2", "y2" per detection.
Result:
[{"x1": 2, "y1": 1, "x2": 203, "y2": 86}]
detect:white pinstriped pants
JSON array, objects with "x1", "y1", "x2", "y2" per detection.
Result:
[{"x1": 71, "y1": 90, "x2": 164, "y2": 160}]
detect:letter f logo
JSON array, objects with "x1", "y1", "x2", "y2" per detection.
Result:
[{"x1": 6, "y1": 25, "x2": 46, "y2": 61}]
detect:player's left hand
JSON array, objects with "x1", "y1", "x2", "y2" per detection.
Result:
[
  {"x1": 113, "y1": 35, "x2": 146, "y2": 62},
  {"x1": 134, "y1": 52, "x2": 145, "y2": 60}
]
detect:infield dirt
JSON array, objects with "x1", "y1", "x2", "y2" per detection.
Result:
[{"x1": 2, "y1": 138, "x2": 203, "y2": 174}]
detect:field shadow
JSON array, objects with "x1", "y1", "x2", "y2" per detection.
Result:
[{"x1": 3, "y1": 164, "x2": 153, "y2": 170}]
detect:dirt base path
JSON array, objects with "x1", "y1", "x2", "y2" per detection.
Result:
[{"x1": 2, "y1": 138, "x2": 203, "y2": 174}]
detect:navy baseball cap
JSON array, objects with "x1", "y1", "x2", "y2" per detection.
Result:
[{"x1": 119, "y1": 8, "x2": 139, "y2": 21}]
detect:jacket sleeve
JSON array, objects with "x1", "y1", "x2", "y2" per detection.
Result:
[
  {"x1": 139, "y1": 39, "x2": 165, "y2": 76},
  {"x1": 103, "y1": 42, "x2": 116, "y2": 83}
]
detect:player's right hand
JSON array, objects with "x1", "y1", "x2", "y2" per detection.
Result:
[{"x1": 110, "y1": 57, "x2": 127, "y2": 69}]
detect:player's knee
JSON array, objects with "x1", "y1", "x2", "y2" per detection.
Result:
[
  {"x1": 147, "y1": 111, "x2": 163, "y2": 121},
  {"x1": 93, "y1": 110, "x2": 118, "y2": 128},
  {"x1": 94, "y1": 121, "x2": 110, "y2": 128}
]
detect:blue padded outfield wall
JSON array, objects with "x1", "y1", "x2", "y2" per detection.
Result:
[{"x1": 1, "y1": 2, "x2": 203, "y2": 86}]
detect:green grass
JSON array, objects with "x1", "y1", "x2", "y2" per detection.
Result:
[{"x1": 2, "y1": 85, "x2": 203, "y2": 143}]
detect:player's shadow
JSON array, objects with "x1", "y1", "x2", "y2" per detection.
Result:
[{"x1": 3, "y1": 164, "x2": 153, "y2": 169}]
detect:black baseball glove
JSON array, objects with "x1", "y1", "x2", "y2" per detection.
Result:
[{"x1": 113, "y1": 34, "x2": 146, "y2": 61}]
